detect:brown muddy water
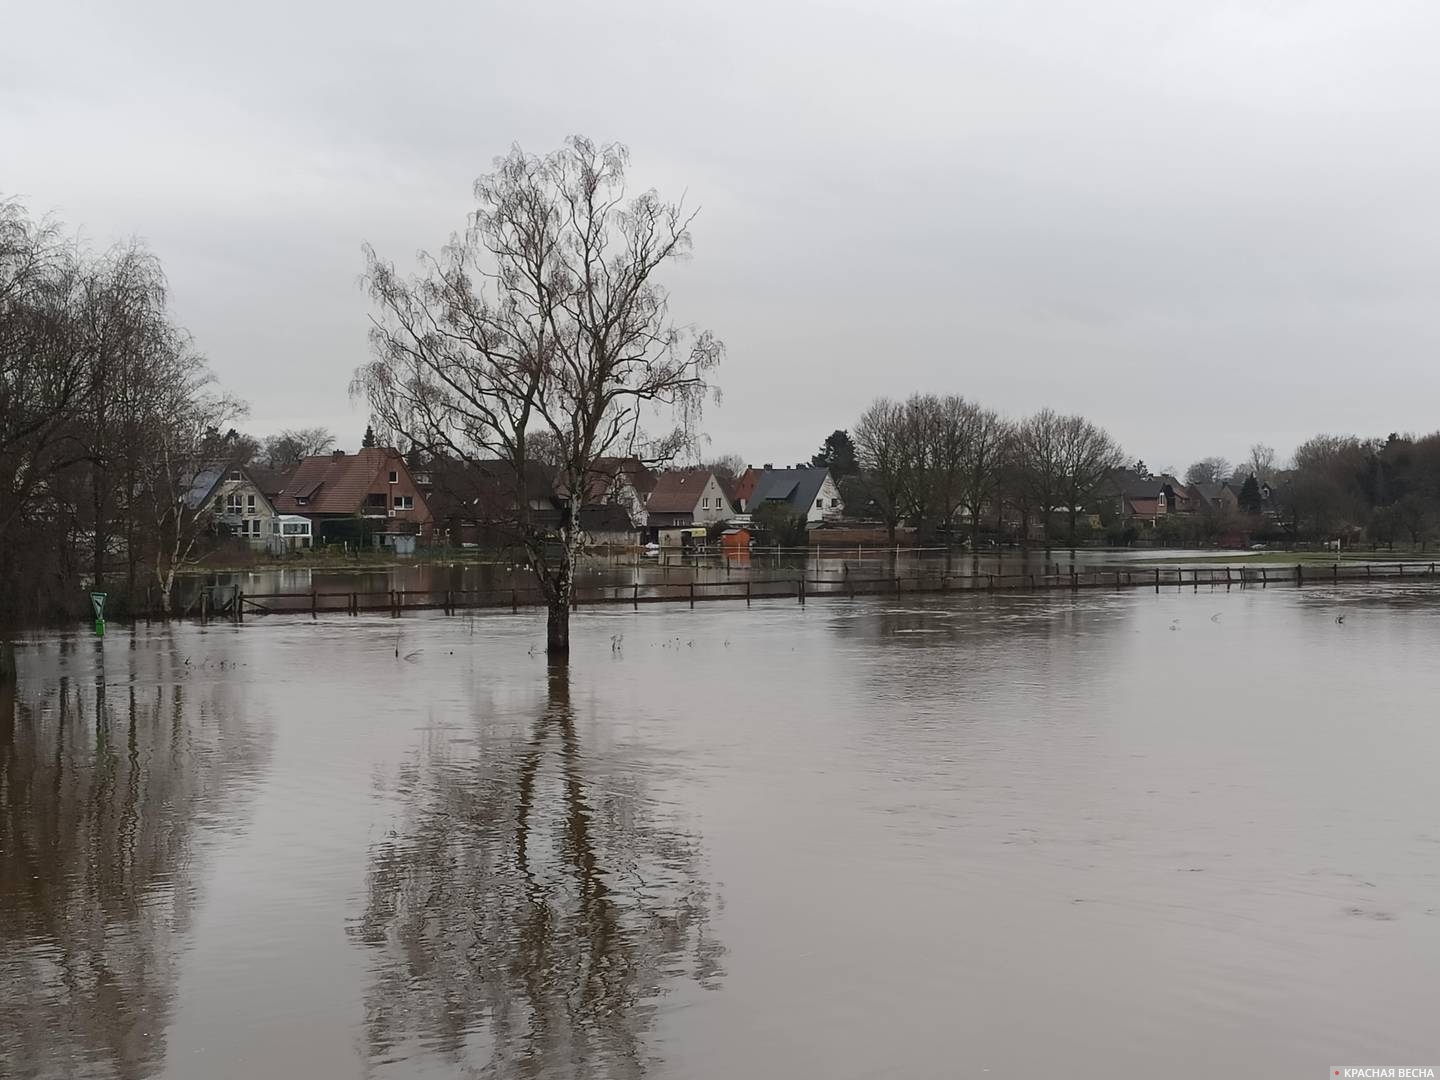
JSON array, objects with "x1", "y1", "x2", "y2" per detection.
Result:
[{"x1": 3, "y1": 586, "x2": 1439, "y2": 1078}]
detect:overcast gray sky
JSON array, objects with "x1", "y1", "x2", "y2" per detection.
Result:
[{"x1": 5, "y1": 0, "x2": 1439, "y2": 470}]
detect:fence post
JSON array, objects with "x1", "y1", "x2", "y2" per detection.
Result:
[
  {"x1": 1070, "y1": 567, "x2": 1077, "y2": 591},
  {"x1": 746, "y1": 580, "x2": 751, "y2": 607},
  {"x1": 633, "y1": 582, "x2": 639, "y2": 610},
  {"x1": 690, "y1": 582, "x2": 695, "y2": 608},
  {"x1": 312, "y1": 590, "x2": 318, "y2": 619},
  {"x1": 1398, "y1": 563, "x2": 1405, "y2": 579},
  {"x1": 1296, "y1": 564, "x2": 1303, "y2": 586},
  {"x1": 799, "y1": 576, "x2": 806, "y2": 605},
  {"x1": 511, "y1": 589, "x2": 518, "y2": 613},
  {"x1": 238, "y1": 590, "x2": 244, "y2": 623},
  {"x1": 1154, "y1": 568, "x2": 1160, "y2": 593},
  {"x1": 1261, "y1": 568, "x2": 1267, "y2": 588}
]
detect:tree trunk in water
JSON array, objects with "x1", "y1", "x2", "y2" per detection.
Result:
[
  {"x1": 545, "y1": 551, "x2": 574, "y2": 657},
  {"x1": 546, "y1": 598, "x2": 570, "y2": 656}
]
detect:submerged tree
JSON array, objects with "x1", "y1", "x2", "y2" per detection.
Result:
[
  {"x1": 351, "y1": 662, "x2": 722, "y2": 1075},
  {"x1": 355, "y1": 137, "x2": 722, "y2": 656}
]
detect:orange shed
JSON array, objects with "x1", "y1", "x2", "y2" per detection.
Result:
[{"x1": 720, "y1": 527, "x2": 752, "y2": 557}]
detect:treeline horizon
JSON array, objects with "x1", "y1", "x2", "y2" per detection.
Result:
[
  {"x1": 1, "y1": 198, "x2": 363, "y2": 621},
  {"x1": 8, "y1": 189, "x2": 1439, "y2": 627}
]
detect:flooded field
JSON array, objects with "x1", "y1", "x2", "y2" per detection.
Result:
[
  {"x1": 172, "y1": 547, "x2": 1259, "y2": 610},
  {"x1": 4, "y1": 585, "x2": 1439, "y2": 1077}
]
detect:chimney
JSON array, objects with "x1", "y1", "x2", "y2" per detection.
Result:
[
  {"x1": 763, "y1": 463, "x2": 772, "y2": 470},
  {"x1": 332, "y1": 449, "x2": 345, "y2": 458}
]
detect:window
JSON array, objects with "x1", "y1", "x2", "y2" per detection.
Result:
[
  {"x1": 244, "y1": 519, "x2": 261, "y2": 536},
  {"x1": 367, "y1": 492, "x2": 388, "y2": 509},
  {"x1": 832, "y1": 498, "x2": 840, "y2": 507},
  {"x1": 283, "y1": 522, "x2": 308, "y2": 535},
  {"x1": 294, "y1": 496, "x2": 308, "y2": 506},
  {"x1": 816, "y1": 498, "x2": 823, "y2": 509},
  {"x1": 394, "y1": 495, "x2": 414, "y2": 511},
  {"x1": 389, "y1": 470, "x2": 399, "y2": 484},
  {"x1": 226, "y1": 493, "x2": 243, "y2": 514},
  {"x1": 247, "y1": 494, "x2": 256, "y2": 511},
  {"x1": 228, "y1": 470, "x2": 242, "y2": 481}
]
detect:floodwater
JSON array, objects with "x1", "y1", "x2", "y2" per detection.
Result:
[
  {"x1": 3, "y1": 585, "x2": 1439, "y2": 1078},
  {"x1": 177, "y1": 547, "x2": 1249, "y2": 607}
]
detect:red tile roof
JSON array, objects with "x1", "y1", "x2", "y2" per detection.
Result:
[
  {"x1": 273, "y1": 448, "x2": 409, "y2": 515},
  {"x1": 733, "y1": 467, "x2": 762, "y2": 507},
  {"x1": 646, "y1": 469, "x2": 713, "y2": 514}
]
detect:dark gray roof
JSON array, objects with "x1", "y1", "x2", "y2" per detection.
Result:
[
  {"x1": 748, "y1": 467, "x2": 830, "y2": 513},
  {"x1": 1192, "y1": 482, "x2": 1228, "y2": 503}
]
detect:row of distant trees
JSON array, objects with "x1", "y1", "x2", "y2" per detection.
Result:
[
  {"x1": 822, "y1": 396, "x2": 1125, "y2": 545},
  {"x1": 0, "y1": 198, "x2": 349, "y2": 619},
  {"x1": 1273, "y1": 433, "x2": 1440, "y2": 547}
]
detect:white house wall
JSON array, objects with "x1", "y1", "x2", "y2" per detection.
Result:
[
  {"x1": 692, "y1": 474, "x2": 735, "y2": 525},
  {"x1": 209, "y1": 478, "x2": 278, "y2": 548},
  {"x1": 807, "y1": 474, "x2": 844, "y2": 524}
]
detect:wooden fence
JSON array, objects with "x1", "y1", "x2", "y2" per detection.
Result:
[{"x1": 159, "y1": 561, "x2": 1440, "y2": 623}]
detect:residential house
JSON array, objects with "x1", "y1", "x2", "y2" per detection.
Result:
[
  {"x1": 732, "y1": 466, "x2": 765, "y2": 513},
  {"x1": 644, "y1": 469, "x2": 735, "y2": 544},
  {"x1": 570, "y1": 457, "x2": 657, "y2": 529},
  {"x1": 575, "y1": 503, "x2": 637, "y2": 546},
  {"x1": 247, "y1": 465, "x2": 294, "y2": 505},
  {"x1": 423, "y1": 457, "x2": 642, "y2": 548},
  {"x1": 272, "y1": 448, "x2": 433, "y2": 552},
  {"x1": 182, "y1": 463, "x2": 279, "y2": 549},
  {"x1": 747, "y1": 466, "x2": 844, "y2": 526},
  {"x1": 425, "y1": 458, "x2": 555, "y2": 548},
  {"x1": 1189, "y1": 482, "x2": 1239, "y2": 514}
]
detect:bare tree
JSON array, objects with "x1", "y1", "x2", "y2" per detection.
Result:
[
  {"x1": 703, "y1": 452, "x2": 746, "y2": 482},
  {"x1": 1055, "y1": 414, "x2": 1124, "y2": 539},
  {"x1": 1248, "y1": 443, "x2": 1277, "y2": 482},
  {"x1": 354, "y1": 137, "x2": 721, "y2": 656},
  {"x1": 140, "y1": 345, "x2": 246, "y2": 613},
  {"x1": 959, "y1": 405, "x2": 1009, "y2": 549},
  {"x1": 852, "y1": 398, "x2": 908, "y2": 543},
  {"x1": 1184, "y1": 457, "x2": 1231, "y2": 486},
  {"x1": 261, "y1": 427, "x2": 336, "y2": 470},
  {"x1": 1015, "y1": 408, "x2": 1065, "y2": 543},
  {"x1": 909, "y1": 394, "x2": 975, "y2": 545}
]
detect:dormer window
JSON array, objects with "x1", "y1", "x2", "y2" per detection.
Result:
[{"x1": 295, "y1": 496, "x2": 308, "y2": 506}]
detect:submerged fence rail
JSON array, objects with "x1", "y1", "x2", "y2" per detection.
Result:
[{"x1": 156, "y1": 561, "x2": 1440, "y2": 623}]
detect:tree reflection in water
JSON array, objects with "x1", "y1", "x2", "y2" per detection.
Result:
[
  {"x1": 0, "y1": 638, "x2": 269, "y2": 1080},
  {"x1": 353, "y1": 661, "x2": 724, "y2": 1078}
]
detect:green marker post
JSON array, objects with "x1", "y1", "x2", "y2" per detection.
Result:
[{"x1": 91, "y1": 591, "x2": 107, "y2": 637}]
